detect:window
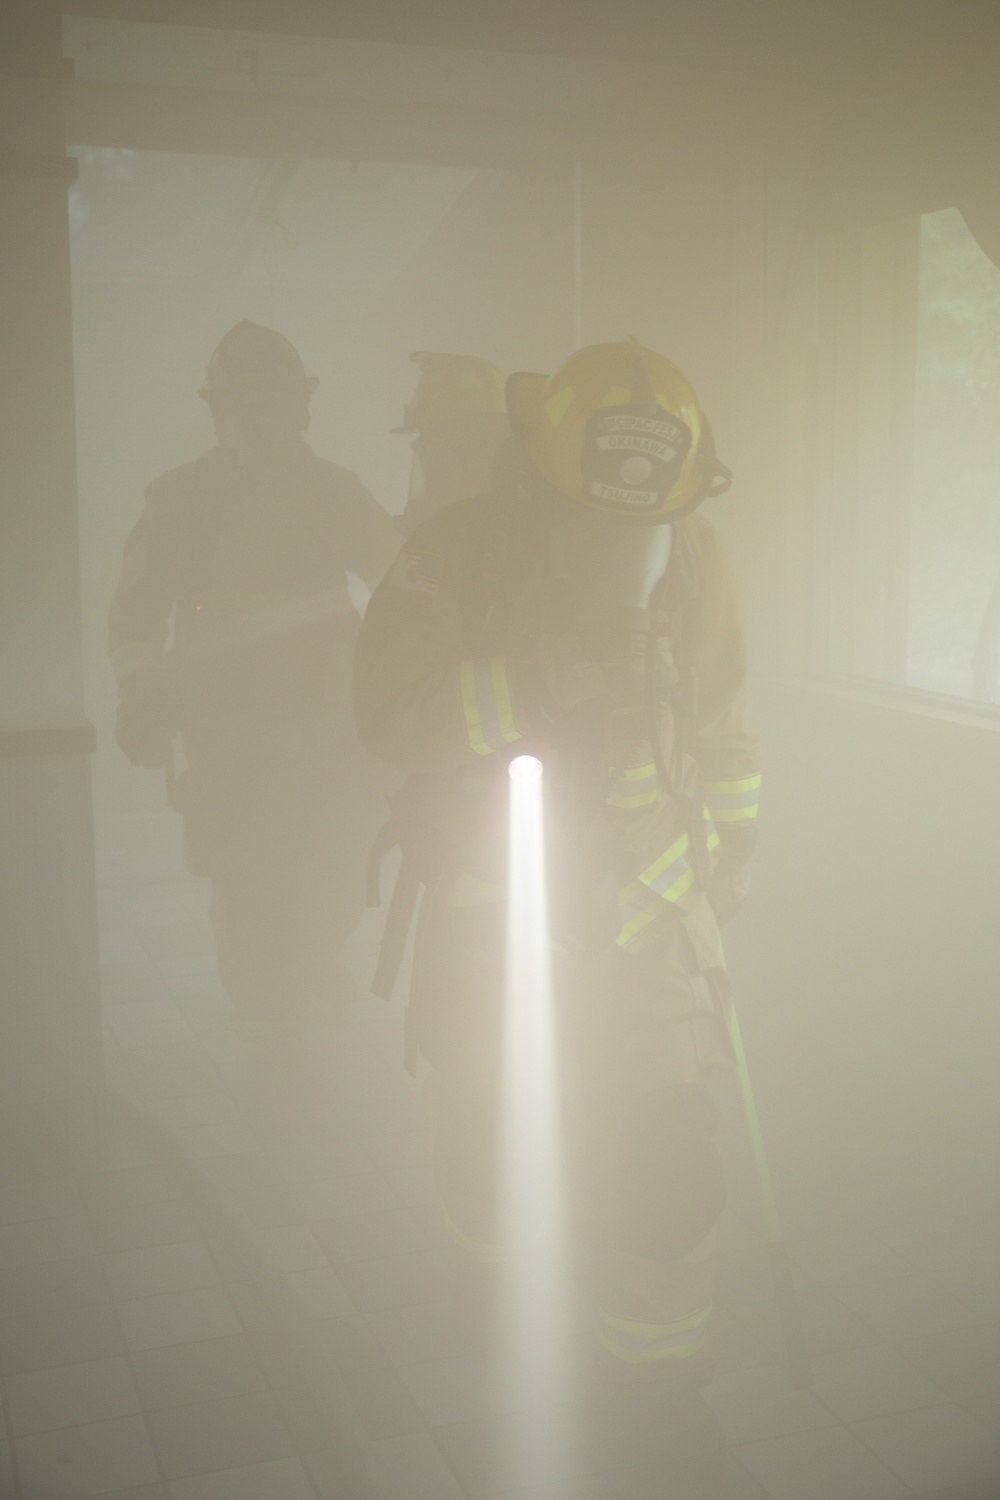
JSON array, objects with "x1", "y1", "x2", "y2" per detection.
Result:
[
  {"x1": 908, "y1": 208, "x2": 1000, "y2": 702},
  {"x1": 800, "y1": 208, "x2": 1000, "y2": 708}
]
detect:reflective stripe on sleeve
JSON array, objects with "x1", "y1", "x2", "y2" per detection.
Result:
[
  {"x1": 459, "y1": 655, "x2": 523, "y2": 756},
  {"x1": 617, "y1": 813, "x2": 721, "y2": 950},
  {"x1": 607, "y1": 758, "x2": 662, "y2": 809},
  {"x1": 638, "y1": 830, "x2": 696, "y2": 903},
  {"x1": 594, "y1": 1301, "x2": 712, "y2": 1364},
  {"x1": 616, "y1": 878, "x2": 667, "y2": 951},
  {"x1": 702, "y1": 773, "x2": 761, "y2": 823}
]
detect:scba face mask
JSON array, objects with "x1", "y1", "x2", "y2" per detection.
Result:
[
  {"x1": 580, "y1": 404, "x2": 692, "y2": 516},
  {"x1": 548, "y1": 509, "x2": 673, "y2": 633}
]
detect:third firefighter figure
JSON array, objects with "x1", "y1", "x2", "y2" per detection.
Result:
[{"x1": 353, "y1": 340, "x2": 761, "y2": 1372}]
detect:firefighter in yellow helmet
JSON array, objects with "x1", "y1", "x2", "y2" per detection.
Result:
[
  {"x1": 393, "y1": 351, "x2": 511, "y2": 536},
  {"x1": 354, "y1": 340, "x2": 760, "y2": 1374},
  {"x1": 109, "y1": 321, "x2": 399, "y2": 1036}
]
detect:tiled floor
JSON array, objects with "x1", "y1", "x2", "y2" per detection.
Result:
[{"x1": 0, "y1": 796, "x2": 997, "y2": 1499}]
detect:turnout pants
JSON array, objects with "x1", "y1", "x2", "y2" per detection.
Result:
[
  {"x1": 178, "y1": 713, "x2": 381, "y2": 1027},
  {"x1": 411, "y1": 876, "x2": 734, "y2": 1368}
]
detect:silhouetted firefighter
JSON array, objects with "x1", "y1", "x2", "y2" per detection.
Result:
[{"x1": 109, "y1": 320, "x2": 398, "y2": 1036}]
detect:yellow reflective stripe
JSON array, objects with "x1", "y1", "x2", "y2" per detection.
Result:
[
  {"x1": 544, "y1": 386, "x2": 575, "y2": 428},
  {"x1": 609, "y1": 789, "x2": 663, "y2": 809},
  {"x1": 620, "y1": 761, "x2": 658, "y2": 781},
  {"x1": 594, "y1": 1301, "x2": 713, "y2": 1364},
  {"x1": 616, "y1": 879, "x2": 664, "y2": 949},
  {"x1": 607, "y1": 758, "x2": 662, "y2": 809},
  {"x1": 490, "y1": 655, "x2": 520, "y2": 744},
  {"x1": 441, "y1": 1208, "x2": 506, "y2": 1267},
  {"x1": 703, "y1": 775, "x2": 762, "y2": 795},
  {"x1": 459, "y1": 659, "x2": 492, "y2": 756},
  {"x1": 459, "y1": 656, "x2": 522, "y2": 757},
  {"x1": 596, "y1": 1330, "x2": 707, "y2": 1364},
  {"x1": 638, "y1": 832, "x2": 688, "y2": 889},
  {"x1": 596, "y1": 1302, "x2": 713, "y2": 1341},
  {"x1": 661, "y1": 865, "x2": 695, "y2": 902},
  {"x1": 703, "y1": 773, "x2": 761, "y2": 822}
]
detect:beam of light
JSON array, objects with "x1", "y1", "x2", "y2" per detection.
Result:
[{"x1": 501, "y1": 753, "x2": 575, "y2": 1490}]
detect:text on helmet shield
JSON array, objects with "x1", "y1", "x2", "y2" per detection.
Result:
[{"x1": 581, "y1": 404, "x2": 692, "y2": 513}]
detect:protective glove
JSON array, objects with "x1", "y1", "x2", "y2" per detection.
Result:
[
  {"x1": 707, "y1": 853, "x2": 752, "y2": 926},
  {"x1": 115, "y1": 674, "x2": 174, "y2": 769}
]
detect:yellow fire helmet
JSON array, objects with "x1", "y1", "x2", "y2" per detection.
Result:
[
  {"x1": 507, "y1": 338, "x2": 731, "y2": 518},
  {"x1": 393, "y1": 352, "x2": 508, "y2": 434}
]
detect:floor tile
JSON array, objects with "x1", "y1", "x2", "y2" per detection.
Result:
[
  {"x1": 364, "y1": 1430, "x2": 465, "y2": 1500},
  {"x1": 129, "y1": 1335, "x2": 268, "y2": 1411},
  {"x1": 433, "y1": 1406, "x2": 587, "y2": 1497},
  {"x1": 378, "y1": 1163, "x2": 438, "y2": 1210},
  {"x1": 367, "y1": 1302, "x2": 465, "y2": 1367},
  {"x1": 0, "y1": 1178, "x2": 85, "y2": 1226},
  {"x1": 283, "y1": 1265, "x2": 354, "y2": 1319},
  {"x1": 947, "y1": 1260, "x2": 1000, "y2": 1322},
  {"x1": 15, "y1": 1414, "x2": 161, "y2": 1499},
  {"x1": 88, "y1": 1200, "x2": 198, "y2": 1255},
  {"x1": 103, "y1": 1243, "x2": 219, "y2": 1302},
  {"x1": 146, "y1": 1391, "x2": 294, "y2": 1480},
  {"x1": 297, "y1": 1313, "x2": 388, "y2": 1381},
  {"x1": 249, "y1": 1224, "x2": 328, "y2": 1273},
  {"x1": 894, "y1": 1321, "x2": 1000, "y2": 1433},
  {"x1": 297, "y1": 1171, "x2": 401, "y2": 1220},
  {"x1": 809, "y1": 1342, "x2": 948, "y2": 1422},
  {"x1": 0, "y1": 1214, "x2": 95, "y2": 1268},
  {"x1": 304, "y1": 1449, "x2": 371, "y2": 1500},
  {"x1": 83, "y1": 1483, "x2": 170, "y2": 1498},
  {"x1": 914, "y1": 1487, "x2": 1000, "y2": 1500},
  {"x1": 363, "y1": 1130, "x2": 434, "y2": 1173},
  {"x1": 313, "y1": 1205, "x2": 434, "y2": 1267},
  {"x1": 715, "y1": 1240, "x2": 774, "y2": 1310},
  {"x1": 337, "y1": 1360, "x2": 427, "y2": 1441},
  {"x1": 492, "y1": 1481, "x2": 626, "y2": 1500},
  {"x1": 400, "y1": 1355, "x2": 541, "y2": 1428},
  {"x1": 165, "y1": 1120, "x2": 248, "y2": 1160},
  {"x1": 0, "y1": 1440, "x2": 14, "y2": 1500},
  {"x1": 81, "y1": 1167, "x2": 181, "y2": 1215},
  {"x1": 119, "y1": 1286, "x2": 242, "y2": 1351},
  {"x1": 334, "y1": 1250, "x2": 452, "y2": 1314},
  {"x1": 168, "y1": 1456, "x2": 317, "y2": 1500},
  {"x1": 700, "y1": 1362, "x2": 837, "y2": 1444},
  {"x1": 786, "y1": 1229, "x2": 918, "y2": 1289},
  {"x1": 604, "y1": 1452, "x2": 766, "y2": 1500},
  {"x1": 853, "y1": 1404, "x2": 1000, "y2": 1493},
  {"x1": 273, "y1": 1136, "x2": 373, "y2": 1184},
  {"x1": 838, "y1": 1276, "x2": 983, "y2": 1342},
  {"x1": 6, "y1": 1356, "x2": 140, "y2": 1437},
  {"x1": 734, "y1": 1424, "x2": 908, "y2": 1500},
  {"x1": 0, "y1": 1254, "x2": 110, "y2": 1319},
  {"x1": 0, "y1": 1301, "x2": 125, "y2": 1375}
]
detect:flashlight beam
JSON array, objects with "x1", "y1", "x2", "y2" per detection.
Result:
[{"x1": 502, "y1": 754, "x2": 574, "y2": 1482}]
